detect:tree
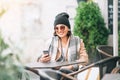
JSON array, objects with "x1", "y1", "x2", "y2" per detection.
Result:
[{"x1": 73, "y1": 1, "x2": 109, "y2": 62}]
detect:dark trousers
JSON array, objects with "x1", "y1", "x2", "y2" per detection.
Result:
[{"x1": 57, "y1": 68, "x2": 73, "y2": 80}]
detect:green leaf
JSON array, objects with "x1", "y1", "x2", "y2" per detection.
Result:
[{"x1": 73, "y1": 1, "x2": 109, "y2": 60}]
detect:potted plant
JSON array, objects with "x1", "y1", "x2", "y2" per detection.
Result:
[
  {"x1": 73, "y1": 1, "x2": 109, "y2": 62},
  {"x1": 0, "y1": 31, "x2": 26, "y2": 80},
  {"x1": 0, "y1": 9, "x2": 28, "y2": 80}
]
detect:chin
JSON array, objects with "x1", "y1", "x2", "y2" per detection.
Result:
[{"x1": 58, "y1": 35, "x2": 66, "y2": 38}]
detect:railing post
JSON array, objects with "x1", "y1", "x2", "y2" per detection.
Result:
[{"x1": 113, "y1": 0, "x2": 118, "y2": 56}]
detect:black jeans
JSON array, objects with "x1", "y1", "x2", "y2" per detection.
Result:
[
  {"x1": 37, "y1": 68, "x2": 73, "y2": 80},
  {"x1": 57, "y1": 68, "x2": 73, "y2": 80}
]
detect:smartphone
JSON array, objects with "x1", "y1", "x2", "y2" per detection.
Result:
[{"x1": 43, "y1": 50, "x2": 49, "y2": 55}]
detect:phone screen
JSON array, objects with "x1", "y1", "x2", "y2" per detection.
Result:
[{"x1": 43, "y1": 50, "x2": 49, "y2": 55}]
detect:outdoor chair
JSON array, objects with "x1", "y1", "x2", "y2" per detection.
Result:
[
  {"x1": 24, "y1": 56, "x2": 120, "y2": 80},
  {"x1": 96, "y1": 45, "x2": 113, "y2": 58},
  {"x1": 68, "y1": 56, "x2": 120, "y2": 80},
  {"x1": 96, "y1": 45, "x2": 120, "y2": 77}
]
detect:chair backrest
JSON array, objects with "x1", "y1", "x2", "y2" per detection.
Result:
[
  {"x1": 96, "y1": 45, "x2": 113, "y2": 59},
  {"x1": 70, "y1": 56, "x2": 120, "y2": 80},
  {"x1": 96, "y1": 45, "x2": 116, "y2": 78},
  {"x1": 98, "y1": 56, "x2": 120, "y2": 79}
]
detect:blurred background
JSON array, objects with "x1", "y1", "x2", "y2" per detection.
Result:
[{"x1": 0, "y1": 0, "x2": 119, "y2": 64}]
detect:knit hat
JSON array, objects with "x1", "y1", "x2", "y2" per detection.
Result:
[{"x1": 54, "y1": 12, "x2": 70, "y2": 29}]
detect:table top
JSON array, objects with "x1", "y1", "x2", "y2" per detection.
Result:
[{"x1": 26, "y1": 60, "x2": 85, "y2": 69}]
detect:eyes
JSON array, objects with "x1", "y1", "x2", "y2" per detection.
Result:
[{"x1": 54, "y1": 26, "x2": 65, "y2": 31}]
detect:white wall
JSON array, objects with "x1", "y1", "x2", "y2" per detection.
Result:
[{"x1": 0, "y1": 0, "x2": 77, "y2": 64}]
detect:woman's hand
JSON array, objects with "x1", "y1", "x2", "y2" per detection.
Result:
[{"x1": 39, "y1": 54, "x2": 51, "y2": 63}]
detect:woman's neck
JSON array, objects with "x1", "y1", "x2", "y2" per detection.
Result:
[
  {"x1": 60, "y1": 36, "x2": 69, "y2": 47},
  {"x1": 61, "y1": 36, "x2": 69, "y2": 42}
]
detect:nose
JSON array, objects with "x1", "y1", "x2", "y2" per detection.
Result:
[{"x1": 58, "y1": 28, "x2": 62, "y2": 32}]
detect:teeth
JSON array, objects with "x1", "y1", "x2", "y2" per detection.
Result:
[{"x1": 60, "y1": 33, "x2": 63, "y2": 34}]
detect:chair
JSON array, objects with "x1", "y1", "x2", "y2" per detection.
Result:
[
  {"x1": 96, "y1": 45, "x2": 113, "y2": 58},
  {"x1": 68, "y1": 56, "x2": 120, "y2": 79},
  {"x1": 24, "y1": 56, "x2": 120, "y2": 80},
  {"x1": 96, "y1": 45, "x2": 120, "y2": 78},
  {"x1": 111, "y1": 66, "x2": 120, "y2": 73}
]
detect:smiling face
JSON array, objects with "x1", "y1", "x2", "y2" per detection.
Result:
[{"x1": 54, "y1": 24, "x2": 70, "y2": 38}]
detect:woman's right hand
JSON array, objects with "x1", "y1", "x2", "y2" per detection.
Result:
[{"x1": 39, "y1": 54, "x2": 51, "y2": 63}]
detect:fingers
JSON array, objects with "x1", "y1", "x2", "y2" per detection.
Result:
[
  {"x1": 40, "y1": 54, "x2": 51, "y2": 63},
  {"x1": 42, "y1": 54, "x2": 49, "y2": 57}
]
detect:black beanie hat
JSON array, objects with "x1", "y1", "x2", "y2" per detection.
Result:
[{"x1": 54, "y1": 12, "x2": 70, "y2": 29}]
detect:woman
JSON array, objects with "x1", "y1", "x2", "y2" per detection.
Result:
[{"x1": 38, "y1": 12, "x2": 88, "y2": 79}]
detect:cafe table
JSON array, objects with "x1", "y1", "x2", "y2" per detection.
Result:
[
  {"x1": 26, "y1": 60, "x2": 85, "y2": 69},
  {"x1": 25, "y1": 60, "x2": 85, "y2": 80}
]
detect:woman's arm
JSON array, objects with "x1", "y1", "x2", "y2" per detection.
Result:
[
  {"x1": 60, "y1": 39, "x2": 88, "y2": 71},
  {"x1": 79, "y1": 39, "x2": 89, "y2": 64}
]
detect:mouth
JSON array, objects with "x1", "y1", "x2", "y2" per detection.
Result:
[{"x1": 59, "y1": 32, "x2": 64, "y2": 35}]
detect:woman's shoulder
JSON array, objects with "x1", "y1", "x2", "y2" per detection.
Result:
[
  {"x1": 70, "y1": 35, "x2": 84, "y2": 44},
  {"x1": 71, "y1": 35, "x2": 81, "y2": 40}
]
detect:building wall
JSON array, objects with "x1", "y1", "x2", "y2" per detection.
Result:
[{"x1": 0, "y1": 0, "x2": 77, "y2": 64}]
